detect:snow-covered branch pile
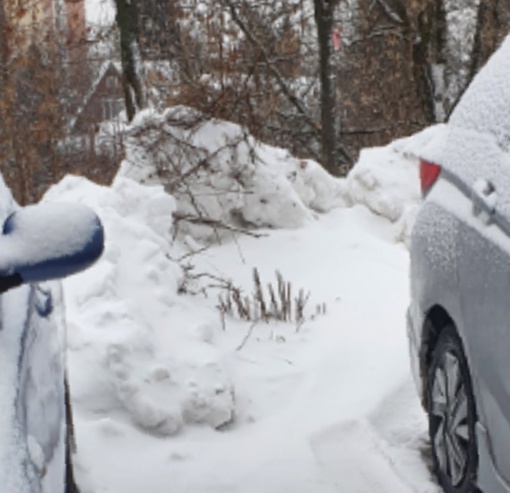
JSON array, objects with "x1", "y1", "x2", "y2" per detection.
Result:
[
  {"x1": 100, "y1": 106, "x2": 433, "y2": 245},
  {"x1": 117, "y1": 106, "x2": 348, "y2": 241}
]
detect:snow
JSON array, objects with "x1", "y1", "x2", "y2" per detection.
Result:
[
  {"x1": 417, "y1": 35, "x2": 510, "y2": 228},
  {"x1": 44, "y1": 176, "x2": 234, "y2": 439},
  {"x1": 0, "y1": 284, "x2": 35, "y2": 493},
  {"x1": 118, "y1": 106, "x2": 429, "y2": 243},
  {"x1": 346, "y1": 125, "x2": 444, "y2": 245},
  {"x1": 450, "y1": 34, "x2": 510, "y2": 150},
  {"x1": 472, "y1": 178, "x2": 497, "y2": 212},
  {"x1": 118, "y1": 107, "x2": 349, "y2": 240},
  {"x1": 39, "y1": 116, "x2": 439, "y2": 492}
]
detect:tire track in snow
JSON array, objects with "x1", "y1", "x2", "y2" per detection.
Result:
[{"x1": 310, "y1": 380, "x2": 440, "y2": 492}]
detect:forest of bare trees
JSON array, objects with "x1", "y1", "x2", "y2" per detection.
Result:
[{"x1": 0, "y1": 0, "x2": 509, "y2": 203}]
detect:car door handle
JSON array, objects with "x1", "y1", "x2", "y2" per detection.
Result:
[{"x1": 472, "y1": 179, "x2": 497, "y2": 221}]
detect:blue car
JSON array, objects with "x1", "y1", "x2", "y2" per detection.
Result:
[{"x1": 0, "y1": 181, "x2": 103, "y2": 492}]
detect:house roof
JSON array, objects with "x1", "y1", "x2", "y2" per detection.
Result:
[
  {"x1": 68, "y1": 60, "x2": 122, "y2": 132},
  {"x1": 68, "y1": 59, "x2": 176, "y2": 133}
]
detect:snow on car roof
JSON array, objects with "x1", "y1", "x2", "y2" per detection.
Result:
[{"x1": 450, "y1": 35, "x2": 510, "y2": 151}]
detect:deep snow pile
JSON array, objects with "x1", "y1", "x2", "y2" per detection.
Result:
[
  {"x1": 346, "y1": 124, "x2": 443, "y2": 245},
  {"x1": 117, "y1": 107, "x2": 348, "y2": 239},
  {"x1": 117, "y1": 106, "x2": 429, "y2": 244},
  {"x1": 45, "y1": 177, "x2": 235, "y2": 439},
  {"x1": 43, "y1": 114, "x2": 436, "y2": 491},
  {"x1": 44, "y1": 174, "x2": 437, "y2": 493}
]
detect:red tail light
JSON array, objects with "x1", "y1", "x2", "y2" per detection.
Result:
[{"x1": 420, "y1": 159, "x2": 441, "y2": 196}]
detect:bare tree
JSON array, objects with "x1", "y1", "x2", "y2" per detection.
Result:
[
  {"x1": 0, "y1": 0, "x2": 7, "y2": 84},
  {"x1": 0, "y1": 0, "x2": 93, "y2": 203},
  {"x1": 313, "y1": 0, "x2": 341, "y2": 174},
  {"x1": 114, "y1": 0, "x2": 147, "y2": 121},
  {"x1": 0, "y1": 43, "x2": 67, "y2": 203},
  {"x1": 469, "y1": 0, "x2": 510, "y2": 88}
]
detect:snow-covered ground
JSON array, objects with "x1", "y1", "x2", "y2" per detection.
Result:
[{"x1": 44, "y1": 116, "x2": 440, "y2": 492}]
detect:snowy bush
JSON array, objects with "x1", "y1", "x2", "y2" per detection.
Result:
[
  {"x1": 111, "y1": 105, "x2": 435, "y2": 247},
  {"x1": 117, "y1": 106, "x2": 348, "y2": 242}
]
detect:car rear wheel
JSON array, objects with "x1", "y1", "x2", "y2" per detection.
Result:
[{"x1": 427, "y1": 325, "x2": 478, "y2": 493}]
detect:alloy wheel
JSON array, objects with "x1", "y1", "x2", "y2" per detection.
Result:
[
  {"x1": 427, "y1": 325, "x2": 478, "y2": 493},
  {"x1": 430, "y1": 350, "x2": 470, "y2": 486}
]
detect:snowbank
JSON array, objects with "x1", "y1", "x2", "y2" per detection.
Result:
[
  {"x1": 43, "y1": 112, "x2": 431, "y2": 443},
  {"x1": 44, "y1": 173, "x2": 434, "y2": 493},
  {"x1": 346, "y1": 125, "x2": 444, "y2": 244},
  {"x1": 118, "y1": 107, "x2": 348, "y2": 241},
  {"x1": 44, "y1": 176, "x2": 235, "y2": 436},
  {"x1": 39, "y1": 112, "x2": 440, "y2": 491},
  {"x1": 113, "y1": 106, "x2": 433, "y2": 245}
]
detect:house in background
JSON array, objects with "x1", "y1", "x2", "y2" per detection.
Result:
[
  {"x1": 69, "y1": 61, "x2": 125, "y2": 134},
  {"x1": 57, "y1": 61, "x2": 124, "y2": 189},
  {"x1": 69, "y1": 59, "x2": 176, "y2": 135},
  {"x1": 63, "y1": 59, "x2": 174, "y2": 179}
]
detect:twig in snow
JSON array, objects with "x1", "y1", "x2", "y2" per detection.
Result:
[
  {"x1": 236, "y1": 321, "x2": 259, "y2": 351},
  {"x1": 173, "y1": 212, "x2": 266, "y2": 239}
]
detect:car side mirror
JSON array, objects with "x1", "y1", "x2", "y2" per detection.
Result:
[{"x1": 0, "y1": 203, "x2": 104, "y2": 293}]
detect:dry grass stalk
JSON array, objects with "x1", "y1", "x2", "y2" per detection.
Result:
[{"x1": 216, "y1": 267, "x2": 322, "y2": 325}]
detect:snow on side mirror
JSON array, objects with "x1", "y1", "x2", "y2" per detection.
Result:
[{"x1": 0, "y1": 203, "x2": 104, "y2": 292}]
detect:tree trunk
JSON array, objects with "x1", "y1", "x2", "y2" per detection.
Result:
[
  {"x1": 470, "y1": 0, "x2": 510, "y2": 81},
  {"x1": 411, "y1": 0, "x2": 447, "y2": 121},
  {"x1": 335, "y1": 0, "x2": 432, "y2": 161},
  {"x1": 314, "y1": 0, "x2": 340, "y2": 175},
  {"x1": 114, "y1": 0, "x2": 147, "y2": 122},
  {"x1": 0, "y1": 0, "x2": 8, "y2": 84},
  {"x1": 443, "y1": 0, "x2": 509, "y2": 117}
]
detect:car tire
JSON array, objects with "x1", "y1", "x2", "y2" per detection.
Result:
[{"x1": 427, "y1": 324, "x2": 478, "y2": 493}]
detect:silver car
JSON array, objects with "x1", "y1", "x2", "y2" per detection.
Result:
[
  {"x1": 0, "y1": 179, "x2": 103, "y2": 492},
  {"x1": 408, "y1": 37, "x2": 510, "y2": 493}
]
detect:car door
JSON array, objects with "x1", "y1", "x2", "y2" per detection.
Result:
[
  {"x1": 0, "y1": 172, "x2": 103, "y2": 492},
  {"x1": 452, "y1": 137, "x2": 510, "y2": 485},
  {"x1": 0, "y1": 282, "x2": 66, "y2": 493},
  {"x1": 437, "y1": 33, "x2": 510, "y2": 486},
  {"x1": 17, "y1": 283, "x2": 67, "y2": 493},
  {"x1": 0, "y1": 177, "x2": 67, "y2": 492}
]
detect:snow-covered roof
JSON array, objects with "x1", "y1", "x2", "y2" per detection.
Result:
[
  {"x1": 69, "y1": 59, "x2": 177, "y2": 132},
  {"x1": 68, "y1": 60, "x2": 122, "y2": 132}
]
